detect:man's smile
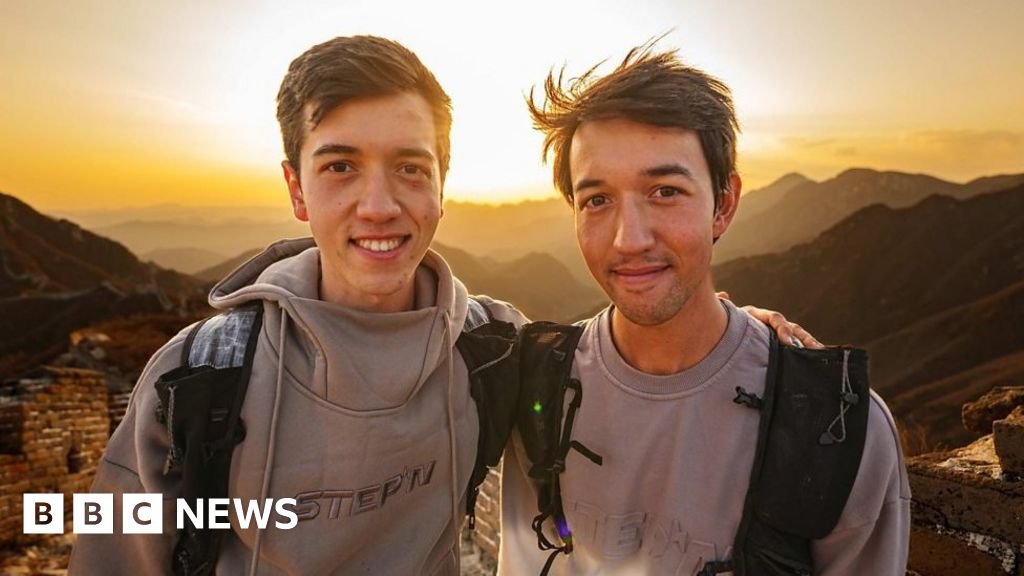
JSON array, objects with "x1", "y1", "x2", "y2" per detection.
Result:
[{"x1": 350, "y1": 234, "x2": 411, "y2": 258}]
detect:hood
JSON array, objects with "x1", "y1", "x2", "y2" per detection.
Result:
[{"x1": 209, "y1": 237, "x2": 470, "y2": 412}]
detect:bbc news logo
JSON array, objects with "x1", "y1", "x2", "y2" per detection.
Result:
[{"x1": 23, "y1": 494, "x2": 298, "y2": 534}]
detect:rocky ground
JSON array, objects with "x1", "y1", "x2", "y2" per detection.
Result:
[
  {"x1": 460, "y1": 531, "x2": 498, "y2": 576},
  {"x1": 0, "y1": 534, "x2": 74, "y2": 575}
]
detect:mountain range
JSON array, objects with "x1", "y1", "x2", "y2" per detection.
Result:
[
  {"x1": 714, "y1": 169, "x2": 1024, "y2": 264},
  {"x1": 0, "y1": 192, "x2": 206, "y2": 375},
  {"x1": 4, "y1": 167, "x2": 1023, "y2": 450},
  {"x1": 714, "y1": 183, "x2": 1024, "y2": 449},
  {"x1": 57, "y1": 169, "x2": 1024, "y2": 283}
]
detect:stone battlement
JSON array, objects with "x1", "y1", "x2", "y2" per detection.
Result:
[{"x1": 0, "y1": 367, "x2": 109, "y2": 545}]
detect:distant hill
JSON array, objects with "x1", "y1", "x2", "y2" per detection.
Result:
[
  {"x1": 715, "y1": 182, "x2": 1024, "y2": 449},
  {"x1": 433, "y1": 242, "x2": 605, "y2": 323},
  {"x1": 715, "y1": 168, "x2": 1024, "y2": 264},
  {"x1": 436, "y1": 198, "x2": 594, "y2": 284},
  {"x1": 194, "y1": 248, "x2": 262, "y2": 283},
  {"x1": 0, "y1": 192, "x2": 206, "y2": 376},
  {"x1": 143, "y1": 247, "x2": 228, "y2": 275},
  {"x1": 95, "y1": 219, "x2": 309, "y2": 258},
  {"x1": 56, "y1": 204, "x2": 293, "y2": 229},
  {"x1": 734, "y1": 172, "x2": 814, "y2": 224},
  {"x1": 715, "y1": 185, "x2": 1024, "y2": 344},
  {"x1": 0, "y1": 192, "x2": 201, "y2": 299},
  {"x1": 867, "y1": 281, "x2": 1024, "y2": 449}
]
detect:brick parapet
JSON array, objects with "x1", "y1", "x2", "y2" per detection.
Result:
[
  {"x1": 0, "y1": 367, "x2": 109, "y2": 545},
  {"x1": 908, "y1": 436, "x2": 1024, "y2": 574}
]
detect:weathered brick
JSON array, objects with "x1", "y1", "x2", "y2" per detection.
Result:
[
  {"x1": 0, "y1": 368, "x2": 109, "y2": 545},
  {"x1": 909, "y1": 440, "x2": 1024, "y2": 544},
  {"x1": 963, "y1": 387, "x2": 1024, "y2": 435},
  {"x1": 993, "y1": 407, "x2": 1024, "y2": 477}
]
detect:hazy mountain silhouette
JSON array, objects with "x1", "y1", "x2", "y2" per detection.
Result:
[
  {"x1": 194, "y1": 248, "x2": 263, "y2": 283},
  {"x1": 0, "y1": 192, "x2": 206, "y2": 375},
  {"x1": 733, "y1": 172, "x2": 814, "y2": 224},
  {"x1": 58, "y1": 204, "x2": 292, "y2": 229},
  {"x1": 435, "y1": 198, "x2": 594, "y2": 285},
  {"x1": 433, "y1": 242, "x2": 605, "y2": 323},
  {"x1": 96, "y1": 218, "x2": 309, "y2": 258},
  {"x1": 143, "y1": 247, "x2": 229, "y2": 275},
  {"x1": 714, "y1": 182, "x2": 1024, "y2": 448},
  {"x1": 715, "y1": 168, "x2": 1024, "y2": 264},
  {"x1": 867, "y1": 280, "x2": 1024, "y2": 449},
  {"x1": 0, "y1": 192, "x2": 201, "y2": 299}
]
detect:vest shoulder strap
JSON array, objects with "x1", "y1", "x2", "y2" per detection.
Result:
[
  {"x1": 707, "y1": 333, "x2": 870, "y2": 576},
  {"x1": 514, "y1": 323, "x2": 871, "y2": 576},
  {"x1": 155, "y1": 297, "x2": 521, "y2": 572},
  {"x1": 517, "y1": 321, "x2": 603, "y2": 575},
  {"x1": 455, "y1": 296, "x2": 520, "y2": 526},
  {"x1": 154, "y1": 303, "x2": 263, "y2": 575}
]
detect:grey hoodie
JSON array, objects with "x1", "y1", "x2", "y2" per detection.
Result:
[{"x1": 70, "y1": 238, "x2": 525, "y2": 575}]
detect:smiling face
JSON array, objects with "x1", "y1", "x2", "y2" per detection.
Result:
[
  {"x1": 571, "y1": 118, "x2": 739, "y2": 326},
  {"x1": 283, "y1": 92, "x2": 442, "y2": 312}
]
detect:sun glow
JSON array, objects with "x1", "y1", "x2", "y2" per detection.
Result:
[{"x1": 1, "y1": 1, "x2": 1022, "y2": 211}]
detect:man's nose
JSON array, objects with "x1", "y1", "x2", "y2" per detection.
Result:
[
  {"x1": 355, "y1": 169, "x2": 402, "y2": 222},
  {"x1": 613, "y1": 199, "x2": 655, "y2": 254}
]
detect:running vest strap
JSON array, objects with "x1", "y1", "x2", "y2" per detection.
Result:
[
  {"x1": 153, "y1": 298, "x2": 519, "y2": 576},
  {"x1": 517, "y1": 322, "x2": 603, "y2": 576},
  {"x1": 517, "y1": 323, "x2": 869, "y2": 576}
]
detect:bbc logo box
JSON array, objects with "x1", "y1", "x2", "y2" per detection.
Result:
[
  {"x1": 22, "y1": 494, "x2": 63, "y2": 535},
  {"x1": 23, "y1": 493, "x2": 162, "y2": 534}
]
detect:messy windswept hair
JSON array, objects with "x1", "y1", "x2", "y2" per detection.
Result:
[{"x1": 528, "y1": 40, "x2": 739, "y2": 207}]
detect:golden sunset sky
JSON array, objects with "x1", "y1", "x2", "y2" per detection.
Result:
[{"x1": 1, "y1": 0, "x2": 1022, "y2": 211}]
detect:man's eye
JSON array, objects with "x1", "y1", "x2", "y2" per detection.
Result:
[
  {"x1": 582, "y1": 195, "x2": 608, "y2": 209},
  {"x1": 327, "y1": 162, "x2": 353, "y2": 173},
  {"x1": 399, "y1": 164, "x2": 431, "y2": 177},
  {"x1": 653, "y1": 186, "x2": 681, "y2": 198}
]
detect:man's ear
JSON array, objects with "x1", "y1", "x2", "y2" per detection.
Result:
[
  {"x1": 282, "y1": 161, "x2": 308, "y2": 222},
  {"x1": 713, "y1": 172, "x2": 742, "y2": 240}
]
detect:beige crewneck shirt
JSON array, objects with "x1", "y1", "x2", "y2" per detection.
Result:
[{"x1": 500, "y1": 301, "x2": 911, "y2": 575}]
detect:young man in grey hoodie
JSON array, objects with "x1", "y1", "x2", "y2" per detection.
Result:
[
  {"x1": 499, "y1": 45, "x2": 911, "y2": 575},
  {"x1": 69, "y1": 36, "x2": 810, "y2": 575},
  {"x1": 68, "y1": 35, "x2": 530, "y2": 575}
]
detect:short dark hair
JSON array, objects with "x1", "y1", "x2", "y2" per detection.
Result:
[
  {"x1": 276, "y1": 36, "x2": 453, "y2": 183},
  {"x1": 528, "y1": 41, "x2": 739, "y2": 207}
]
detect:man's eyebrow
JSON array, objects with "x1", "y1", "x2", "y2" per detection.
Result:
[
  {"x1": 312, "y1": 144, "x2": 358, "y2": 156},
  {"x1": 574, "y1": 178, "x2": 604, "y2": 193},
  {"x1": 644, "y1": 163, "x2": 694, "y2": 179},
  {"x1": 574, "y1": 163, "x2": 694, "y2": 193},
  {"x1": 395, "y1": 147, "x2": 436, "y2": 161}
]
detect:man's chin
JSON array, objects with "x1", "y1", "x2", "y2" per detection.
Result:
[{"x1": 610, "y1": 288, "x2": 690, "y2": 327}]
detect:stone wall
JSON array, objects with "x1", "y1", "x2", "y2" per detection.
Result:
[
  {"x1": 908, "y1": 388, "x2": 1024, "y2": 575},
  {"x1": 107, "y1": 391, "x2": 132, "y2": 433},
  {"x1": 0, "y1": 368, "x2": 108, "y2": 545},
  {"x1": 471, "y1": 467, "x2": 502, "y2": 562}
]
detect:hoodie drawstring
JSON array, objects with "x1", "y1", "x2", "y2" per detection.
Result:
[
  {"x1": 248, "y1": 308, "x2": 289, "y2": 576},
  {"x1": 443, "y1": 311, "x2": 462, "y2": 570}
]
